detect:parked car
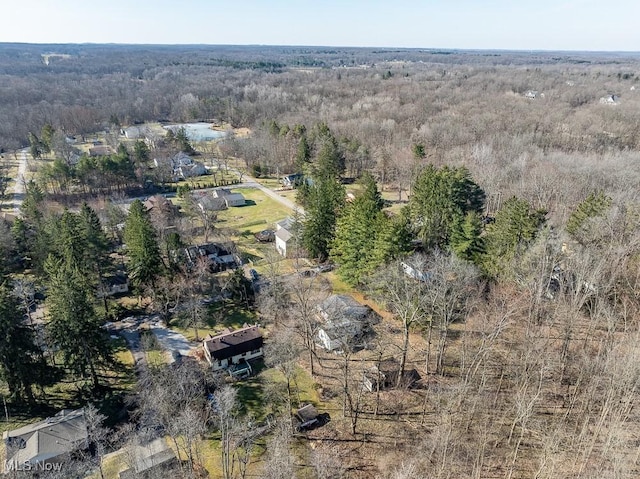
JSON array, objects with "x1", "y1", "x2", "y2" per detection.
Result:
[
  {"x1": 254, "y1": 229, "x2": 275, "y2": 242},
  {"x1": 311, "y1": 263, "x2": 335, "y2": 274}
]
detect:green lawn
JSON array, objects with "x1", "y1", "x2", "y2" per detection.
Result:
[
  {"x1": 216, "y1": 188, "x2": 292, "y2": 234},
  {"x1": 169, "y1": 300, "x2": 257, "y2": 342}
]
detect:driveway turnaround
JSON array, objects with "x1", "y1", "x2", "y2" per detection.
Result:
[{"x1": 149, "y1": 325, "x2": 195, "y2": 358}]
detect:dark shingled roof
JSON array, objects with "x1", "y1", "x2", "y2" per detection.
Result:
[{"x1": 203, "y1": 325, "x2": 263, "y2": 361}]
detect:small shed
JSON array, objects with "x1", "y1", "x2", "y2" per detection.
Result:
[
  {"x1": 362, "y1": 360, "x2": 421, "y2": 392},
  {"x1": 294, "y1": 404, "x2": 319, "y2": 430}
]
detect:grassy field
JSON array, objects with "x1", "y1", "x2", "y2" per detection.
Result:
[
  {"x1": 169, "y1": 300, "x2": 258, "y2": 342},
  {"x1": 216, "y1": 187, "x2": 292, "y2": 234}
]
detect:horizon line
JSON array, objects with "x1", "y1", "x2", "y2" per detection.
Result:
[{"x1": 1, "y1": 41, "x2": 639, "y2": 55}]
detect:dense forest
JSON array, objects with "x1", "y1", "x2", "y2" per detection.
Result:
[{"x1": 1, "y1": 43, "x2": 640, "y2": 478}]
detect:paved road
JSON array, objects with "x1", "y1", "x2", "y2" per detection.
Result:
[{"x1": 13, "y1": 149, "x2": 28, "y2": 215}]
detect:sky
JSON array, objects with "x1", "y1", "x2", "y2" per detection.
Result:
[{"x1": 1, "y1": 0, "x2": 639, "y2": 51}]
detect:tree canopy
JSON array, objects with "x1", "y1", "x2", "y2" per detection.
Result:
[
  {"x1": 409, "y1": 165, "x2": 485, "y2": 249},
  {"x1": 482, "y1": 196, "x2": 547, "y2": 279},
  {"x1": 332, "y1": 173, "x2": 409, "y2": 285},
  {"x1": 124, "y1": 199, "x2": 164, "y2": 290},
  {"x1": 0, "y1": 282, "x2": 47, "y2": 401}
]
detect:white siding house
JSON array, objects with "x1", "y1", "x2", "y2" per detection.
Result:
[{"x1": 203, "y1": 325, "x2": 264, "y2": 373}]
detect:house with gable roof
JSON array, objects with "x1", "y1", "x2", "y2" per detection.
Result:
[
  {"x1": 3, "y1": 409, "x2": 88, "y2": 472},
  {"x1": 202, "y1": 324, "x2": 264, "y2": 376},
  {"x1": 316, "y1": 295, "x2": 378, "y2": 352}
]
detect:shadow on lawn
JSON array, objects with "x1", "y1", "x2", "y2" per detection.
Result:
[{"x1": 206, "y1": 300, "x2": 257, "y2": 330}]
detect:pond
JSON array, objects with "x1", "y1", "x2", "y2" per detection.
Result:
[{"x1": 163, "y1": 122, "x2": 227, "y2": 141}]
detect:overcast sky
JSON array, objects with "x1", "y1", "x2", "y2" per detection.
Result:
[{"x1": 2, "y1": 0, "x2": 639, "y2": 51}]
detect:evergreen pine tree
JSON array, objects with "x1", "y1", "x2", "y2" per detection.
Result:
[
  {"x1": 409, "y1": 165, "x2": 485, "y2": 249},
  {"x1": 332, "y1": 173, "x2": 386, "y2": 285},
  {"x1": 302, "y1": 179, "x2": 344, "y2": 261},
  {"x1": 450, "y1": 211, "x2": 485, "y2": 263},
  {"x1": 295, "y1": 135, "x2": 311, "y2": 170},
  {"x1": 0, "y1": 282, "x2": 47, "y2": 402},
  {"x1": 370, "y1": 208, "x2": 413, "y2": 267},
  {"x1": 566, "y1": 191, "x2": 612, "y2": 243},
  {"x1": 302, "y1": 126, "x2": 345, "y2": 261},
  {"x1": 124, "y1": 199, "x2": 163, "y2": 290},
  {"x1": 45, "y1": 258, "x2": 113, "y2": 391},
  {"x1": 482, "y1": 196, "x2": 546, "y2": 278}
]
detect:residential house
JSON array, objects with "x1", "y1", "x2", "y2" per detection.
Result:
[
  {"x1": 275, "y1": 217, "x2": 300, "y2": 257},
  {"x1": 281, "y1": 173, "x2": 303, "y2": 188},
  {"x1": 97, "y1": 273, "x2": 130, "y2": 298},
  {"x1": 202, "y1": 325, "x2": 264, "y2": 376},
  {"x1": 183, "y1": 242, "x2": 239, "y2": 271},
  {"x1": 196, "y1": 195, "x2": 228, "y2": 213},
  {"x1": 212, "y1": 188, "x2": 246, "y2": 207},
  {"x1": 118, "y1": 437, "x2": 178, "y2": 479},
  {"x1": 3, "y1": 409, "x2": 88, "y2": 472},
  {"x1": 316, "y1": 295, "x2": 378, "y2": 352},
  {"x1": 143, "y1": 195, "x2": 179, "y2": 217},
  {"x1": 155, "y1": 152, "x2": 207, "y2": 180},
  {"x1": 524, "y1": 90, "x2": 539, "y2": 99}
]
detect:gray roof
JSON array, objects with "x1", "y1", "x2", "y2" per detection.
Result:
[
  {"x1": 276, "y1": 217, "x2": 295, "y2": 231},
  {"x1": 224, "y1": 193, "x2": 245, "y2": 204},
  {"x1": 122, "y1": 437, "x2": 176, "y2": 475},
  {"x1": 3, "y1": 409, "x2": 87, "y2": 468},
  {"x1": 319, "y1": 295, "x2": 372, "y2": 322},
  {"x1": 275, "y1": 228, "x2": 292, "y2": 243},
  {"x1": 296, "y1": 404, "x2": 319, "y2": 423},
  {"x1": 212, "y1": 188, "x2": 232, "y2": 198},
  {"x1": 198, "y1": 196, "x2": 227, "y2": 211}
]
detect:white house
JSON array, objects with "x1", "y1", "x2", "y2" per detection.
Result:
[
  {"x1": 202, "y1": 325, "x2": 264, "y2": 375},
  {"x1": 97, "y1": 273, "x2": 129, "y2": 298},
  {"x1": 123, "y1": 126, "x2": 143, "y2": 140},
  {"x1": 281, "y1": 173, "x2": 302, "y2": 188},
  {"x1": 316, "y1": 295, "x2": 377, "y2": 352},
  {"x1": 275, "y1": 217, "x2": 296, "y2": 257}
]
